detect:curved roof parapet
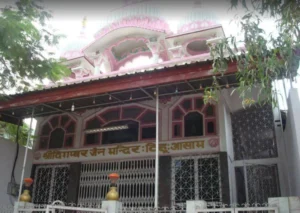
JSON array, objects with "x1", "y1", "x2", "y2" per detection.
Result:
[
  {"x1": 177, "y1": 10, "x2": 219, "y2": 34},
  {"x1": 94, "y1": 16, "x2": 171, "y2": 40},
  {"x1": 93, "y1": 1, "x2": 171, "y2": 40}
]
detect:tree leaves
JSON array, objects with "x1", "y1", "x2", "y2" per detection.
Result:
[
  {"x1": 0, "y1": 121, "x2": 34, "y2": 146},
  {"x1": 204, "y1": 0, "x2": 300, "y2": 107},
  {"x1": 0, "y1": 0, "x2": 70, "y2": 96}
]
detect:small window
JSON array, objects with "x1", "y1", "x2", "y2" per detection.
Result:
[
  {"x1": 181, "y1": 99, "x2": 192, "y2": 111},
  {"x1": 41, "y1": 123, "x2": 51, "y2": 136},
  {"x1": 50, "y1": 116, "x2": 59, "y2": 128},
  {"x1": 173, "y1": 108, "x2": 184, "y2": 120},
  {"x1": 61, "y1": 115, "x2": 70, "y2": 127},
  {"x1": 65, "y1": 135, "x2": 74, "y2": 147},
  {"x1": 102, "y1": 120, "x2": 139, "y2": 144},
  {"x1": 184, "y1": 112, "x2": 203, "y2": 137},
  {"x1": 49, "y1": 128, "x2": 65, "y2": 149},
  {"x1": 206, "y1": 105, "x2": 215, "y2": 116},
  {"x1": 207, "y1": 121, "x2": 215, "y2": 134},
  {"x1": 66, "y1": 121, "x2": 75, "y2": 133},
  {"x1": 122, "y1": 107, "x2": 143, "y2": 119},
  {"x1": 85, "y1": 133, "x2": 100, "y2": 145},
  {"x1": 173, "y1": 124, "x2": 181, "y2": 137},
  {"x1": 142, "y1": 127, "x2": 156, "y2": 139},
  {"x1": 101, "y1": 109, "x2": 120, "y2": 122},
  {"x1": 86, "y1": 117, "x2": 101, "y2": 129},
  {"x1": 195, "y1": 98, "x2": 204, "y2": 110},
  {"x1": 140, "y1": 111, "x2": 156, "y2": 124}
]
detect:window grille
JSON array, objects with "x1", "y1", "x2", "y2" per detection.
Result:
[
  {"x1": 78, "y1": 158, "x2": 155, "y2": 207},
  {"x1": 235, "y1": 164, "x2": 280, "y2": 204},
  {"x1": 32, "y1": 164, "x2": 70, "y2": 204},
  {"x1": 171, "y1": 155, "x2": 221, "y2": 205},
  {"x1": 247, "y1": 165, "x2": 280, "y2": 204},
  {"x1": 231, "y1": 104, "x2": 278, "y2": 160}
]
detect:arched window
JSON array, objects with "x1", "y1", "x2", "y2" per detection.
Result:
[
  {"x1": 85, "y1": 116, "x2": 103, "y2": 146},
  {"x1": 184, "y1": 112, "x2": 203, "y2": 137},
  {"x1": 39, "y1": 115, "x2": 76, "y2": 149},
  {"x1": 110, "y1": 39, "x2": 153, "y2": 71},
  {"x1": 84, "y1": 105, "x2": 157, "y2": 146},
  {"x1": 171, "y1": 97, "x2": 216, "y2": 138}
]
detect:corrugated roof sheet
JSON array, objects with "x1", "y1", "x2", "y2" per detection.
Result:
[{"x1": 13, "y1": 54, "x2": 213, "y2": 96}]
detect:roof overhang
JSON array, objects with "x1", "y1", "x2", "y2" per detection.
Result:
[{"x1": 0, "y1": 60, "x2": 239, "y2": 123}]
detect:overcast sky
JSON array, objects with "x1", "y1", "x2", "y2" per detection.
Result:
[{"x1": 40, "y1": 0, "x2": 275, "y2": 53}]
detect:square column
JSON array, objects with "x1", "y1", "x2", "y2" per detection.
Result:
[
  {"x1": 269, "y1": 197, "x2": 300, "y2": 213},
  {"x1": 102, "y1": 201, "x2": 123, "y2": 213},
  {"x1": 186, "y1": 200, "x2": 207, "y2": 213},
  {"x1": 14, "y1": 202, "x2": 34, "y2": 213}
]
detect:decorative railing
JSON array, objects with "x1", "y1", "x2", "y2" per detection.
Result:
[{"x1": 11, "y1": 201, "x2": 280, "y2": 213}]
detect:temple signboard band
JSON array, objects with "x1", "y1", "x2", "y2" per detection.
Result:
[{"x1": 33, "y1": 137, "x2": 219, "y2": 163}]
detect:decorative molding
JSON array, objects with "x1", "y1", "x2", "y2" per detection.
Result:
[
  {"x1": 94, "y1": 16, "x2": 171, "y2": 40},
  {"x1": 178, "y1": 21, "x2": 219, "y2": 34}
]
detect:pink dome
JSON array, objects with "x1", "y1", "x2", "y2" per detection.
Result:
[{"x1": 94, "y1": 1, "x2": 171, "y2": 40}]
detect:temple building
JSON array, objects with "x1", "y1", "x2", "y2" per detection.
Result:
[{"x1": 0, "y1": 0, "x2": 291, "y2": 209}]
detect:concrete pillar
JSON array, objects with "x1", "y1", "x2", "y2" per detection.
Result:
[
  {"x1": 269, "y1": 197, "x2": 300, "y2": 213},
  {"x1": 14, "y1": 201, "x2": 34, "y2": 213},
  {"x1": 102, "y1": 201, "x2": 123, "y2": 213},
  {"x1": 186, "y1": 200, "x2": 207, "y2": 213}
]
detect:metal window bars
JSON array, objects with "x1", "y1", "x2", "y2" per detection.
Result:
[
  {"x1": 171, "y1": 154, "x2": 222, "y2": 206},
  {"x1": 32, "y1": 164, "x2": 70, "y2": 205},
  {"x1": 78, "y1": 158, "x2": 156, "y2": 207}
]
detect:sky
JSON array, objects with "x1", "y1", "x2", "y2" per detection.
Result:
[{"x1": 41, "y1": 0, "x2": 276, "y2": 54}]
